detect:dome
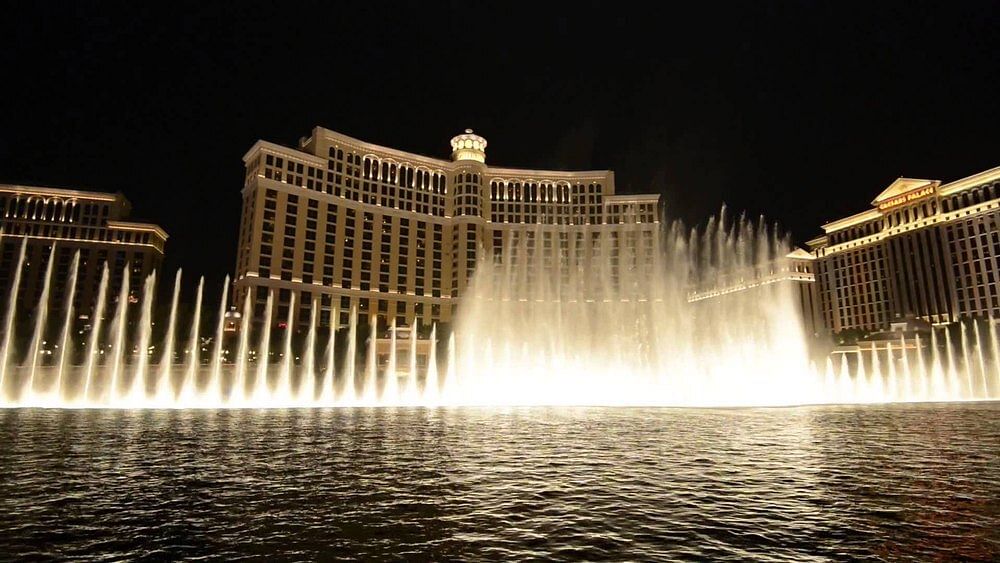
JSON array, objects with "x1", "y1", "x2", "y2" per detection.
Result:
[{"x1": 449, "y1": 129, "x2": 487, "y2": 163}]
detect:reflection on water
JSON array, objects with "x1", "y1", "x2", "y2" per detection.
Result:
[{"x1": 1, "y1": 404, "x2": 998, "y2": 560}]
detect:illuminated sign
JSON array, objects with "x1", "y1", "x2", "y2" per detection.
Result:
[{"x1": 877, "y1": 186, "x2": 935, "y2": 210}]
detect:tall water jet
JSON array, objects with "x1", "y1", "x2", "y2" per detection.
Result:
[
  {"x1": 274, "y1": 293, "x2": 295, "y2": 404},
  {"x1": 929, "y1": 329, "x2": 948, "y2": 399},
  {"x1": 361, "y1": 314, "x2": 378, "y2": 404},
  {"x1": 0, "y1": 239, "x2": 27, "y2": 399},
  {"x1": 960, "y1": 322, "x2": 974, "y2": 398},
  {"x1": 342, "y1": 305, "x2": 357, "y2": 404},
  {"x1": 425, "y1": 323, "x2": 439, "y2": 403},
  {"x1": 319, "y1": 306, "x2": 338, "y2": 405},
  {"x1": 403, "y1": 318, "x2": 419, "y2": 402},
  {"x1": 383, "y1": 317, "x2": 399, "y2": 403},
  {"x1": 855, "y1": 351, "x2": 868, "y2": 401},
  {"x1": 154, "y1": 269, "x2": 182, "y2": 404},
  {"x1": 870, "y1": 344, "x2": 883, "y2": 401},
  {"x1": 824, "y1": 357, "x2": 836, "y2": 399},
  {"x1": 52, "y1": 251, "x2": 80, "y2": 400},
  {"x1": 178, "y1": 276, "x2": 204, "y2": 403},
  {"x1": 945, "y1": 328, "x2": 961, "y2": 398},
  {"x1": 886, "y1": 342, "x2": 898, "y2": 400},
  {"x1": 298, "y1": 298, "x2": 318, "y2": 403},
  {"x1": 126, "y1": 272, "x2": 156, "y2": 403},
  {"x1": 914, "y1": 333, "x2": 929, "y2": 401},
  {"x1": 899, "y1": 335, "x2": 912, "y2": 401},
  {"x1": 230, "y1": 291, "x2": 252, "y2": 404},
  {"x1": 837, "y1": 353, "x2": 852, "y2": 402},
  {"x1": 443, "y1": 331, "x2": 456, "y2": 402},
  {"x1": 25, "y1": 245, "x2": 57, "y2": 399},
  {"x1": 251, "y1": 291, "x2": 274, "y2": 403},
  {"x1": 81, "y1": 265, "x2": 110, "y2": 403},
  {"x1": 206, "y1": 276, "x2": 231, "y2": 404},
  {"x1": 990, "y1": 317, "x2": 1000, "y2": 397},
  {"x1": 106, "y1": 268, "x2": 131, "y2": 404},
  {"x1": 973, "y1": 321, "x2": 988, "y2": 399}
]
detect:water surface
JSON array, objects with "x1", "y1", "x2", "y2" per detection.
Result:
[{"x1": 1, "y1": 404, "x2": 998, "y2": 561}]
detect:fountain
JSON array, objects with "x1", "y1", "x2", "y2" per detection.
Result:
[{"x1": 1, "y1": 212, "x2": 998, "y2": 409}]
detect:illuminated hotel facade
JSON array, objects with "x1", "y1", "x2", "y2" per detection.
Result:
[
  {"x1": 807, "y1": 166, "x2": 1000, "y2": 333},
  {"x1": 234, "y1": 127, "x2": 661, "y2": 329},
  {"x1": 0, "y1": 184, "x2": 168, "y2": 318}
]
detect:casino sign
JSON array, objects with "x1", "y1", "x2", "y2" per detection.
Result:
[{"x1": 871, "y1": 178, "x2": 940, "y2": 211}]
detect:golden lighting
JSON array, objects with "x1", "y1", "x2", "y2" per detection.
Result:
[{"x1": 877, "y1": 186, "x2": 936, "y2": 211}]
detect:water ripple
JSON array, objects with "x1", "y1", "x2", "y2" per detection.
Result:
[{"x1": 1, "y1": 404, "x2": 998, "y2": 561}]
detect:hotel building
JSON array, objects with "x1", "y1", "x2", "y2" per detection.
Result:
[
  {"x1": 0, "y1": 184, "x2": 168, "y2": 318},
  {"x1": 686, "y1": 248, "x2": 824, "y2": 337},
  {"x1": 234, "y1": 127, "x2": 661, "y2": 329},
  {"x1": 807, "y1": 166, "x2": 1000, "y2": 333}
]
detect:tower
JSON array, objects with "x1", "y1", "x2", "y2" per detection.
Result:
[
  {"x1": 449, "y1": 129, "x2": 487, "y2": 163},
  {"x1": 448, "y1": 130, "x2": 488, "y2": 296}
]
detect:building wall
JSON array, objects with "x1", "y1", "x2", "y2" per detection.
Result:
[
  {"x1": 947, "y1": 212, "x2": 1000, "y2": 315},
  {"x1": 809, "y1": 168, "x2": 1000, "y2": 333},
  {"x1": 814, "y1": 241, "x2": 893, "y2": 332},
  {"x1": 883, "y1": 226, "x2": 954, "y2": 324},
  {"x1": 791, "y1": 257, "x2": 823, "y2": 337},
  {"x1": 234, "y1": 127, "x2": 660, "y2": 329},
  {"x1": 0, "y1": 185, "x2": 167, "y2": 320}
]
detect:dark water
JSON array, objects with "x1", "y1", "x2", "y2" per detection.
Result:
[{"x1": 1, "y1": 404, "x2": 998, "y2": 561}]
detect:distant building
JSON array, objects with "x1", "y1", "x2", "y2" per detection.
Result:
[
  {"x1": 686, "y1": 248, "x2": 824, "y2": 337},
  {"x1": 807, "y1": 166, "x2": 1000, "y2": 333},
  {"x1": 234, "y1": 127, "x2": 661, "y2": 329},
  {"x1": 0, "y1": 184, "x2": 167, "y2": 319}
]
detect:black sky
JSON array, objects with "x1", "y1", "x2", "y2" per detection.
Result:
[{"x1": 2, "y1": 2, "x2": 997, "y2": 290}]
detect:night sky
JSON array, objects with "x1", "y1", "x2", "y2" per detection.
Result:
[{"x1": 2, "y1": 2, "x2": 997, "y2": 291}]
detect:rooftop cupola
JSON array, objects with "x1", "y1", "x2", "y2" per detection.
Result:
[{"x1": 450, "y1": 129, "x2": 487, "y2": 163}]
